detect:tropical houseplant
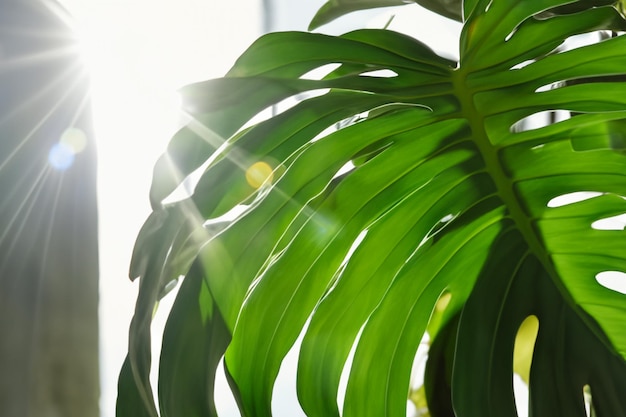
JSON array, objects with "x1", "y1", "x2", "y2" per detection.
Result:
[{"x1": 118, "y1": 0, "x2": 626, "y2": 416}]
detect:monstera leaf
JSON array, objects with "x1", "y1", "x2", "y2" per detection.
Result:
[{"x1": 118, "y1": 1, "x2": 626, "y2": 416}]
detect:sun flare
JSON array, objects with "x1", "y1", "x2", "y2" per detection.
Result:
[{"x1": 54, "y1": 1, "x2": 263, "y2": 416}]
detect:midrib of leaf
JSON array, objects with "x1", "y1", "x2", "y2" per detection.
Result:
[{"x1": 451, "y1": 67, "x2": 562, "y2": 287}]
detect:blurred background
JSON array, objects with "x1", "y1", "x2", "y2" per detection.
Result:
[{"x1": 0, "y1": 1, "x2": 459, "y2": 416}]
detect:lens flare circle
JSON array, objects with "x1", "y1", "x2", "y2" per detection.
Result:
[
  {"x1": 48, "y1": 142, "x2": 76, "y2": 171},
  {"x1": 60, "y1": 127, "x2": 88, "y2": 153},
  {"x1": 245, "y1": 161, "x2": 274, "y2": 189},
  {"x1": 48, "y1": 127, "x2": 88, "y2": 170}
]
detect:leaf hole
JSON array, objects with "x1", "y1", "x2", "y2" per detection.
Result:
[
  {"x1": 230, "y1": 88, "x2": 334, "y2": 134},
  {"x1": 319, "y1": 229, "x2": 369, "y2": 304},
  {"x1": 215, "y1": 357, "x2": 241, "y2": 416},
  {"x1": 332, "y1": 161, "x2": 356, "y2": 180},
  {"x1": 272, "y1": 318, "x2": 311, "y2": 416},
  {"x1": 513, "y1": 315, "x2": 539, "y2": 417},
  {"x1": 561, "y1": 32, "x2": 604, "y2": 52},
  {"x1": 591, "y1": 213, "x2": 626, "y2": 230},
  {"x1": 596, "y1": 271, "x2": 626, "y2": 295},
  {"x1": 273, "y1": 89, "x2": 332, "y2": 116},
  {"x1": 534, "y1": 81, "x2": 565, "y2": 93},
  {"x1": 510, "y1": 59, "x2": 534, "y2": 70},
  {"x1": 341, "y1": 229, "x2": 368, "y2": 268},
  {"x1": 583, "y1": 384, "x2": 593, "y2": 417},
  {"x1": 510, "y1": 110, "x2": 570, "y2": 132},
  {"x1": 407, "y1": 291, "x2": 453, "y2": 414},
  {"x1": 203, "y1": 204, "x2": 249, "y2": 228},
  {"x1": 426, "y1": 292, "x2": 452, "y2": 337},
  {"x1": 300, "y1": 63, "x2": 341, "y2": 80},
  {"x1": 311, "y1": 123, "x2": 338, "y2": 143},
  {"x1": 513, "y1": 315, "x2": 539, "y2": 384},
  {"x1": 408, "y1": 332, "x2": 431, "y2": 416},
  {"x1": 547, "y1": 191, "x2": 603, "y2": 208},
  {"x1": 513, "y1": 374, "x2": 529, "y2": 417},
  {"x1": 359, "y1": 69, "x2": 398, "y2": 78},
  {"x1": 504, "y1": 25, "x2": 517, "y2": 42},
  {"x1": 424, "y1": 214, "x2": 458, "y2": 246},
  {"x1": 337, "y1": 322, "x2": 367, "y2": 413},
  {"x1": 311, "y1": 111, "x2": 368, "y2": 143},
  {"x1": 440, "y1": 214, "x2": 455, "y2": 223}
]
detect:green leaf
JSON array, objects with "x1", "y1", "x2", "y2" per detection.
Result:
[
  {"x1": 116, "y1": 356, "x2": 155, "y2": 417},
  {"x1": 149, "y1": 125, "x2": 220, "y2": 209},
  {"x1": 158, "y1": 264, "x2": 231, "y2": 417},
  {"x1": 424, "y1": 313, "x2": 458, "y2": 417},
  {"x1": 124, "y1": 201, "x2": 214, "y2": 417},
  {"x1": 120, "y1": 1, "x2": 626, "y2": 416},
  {"x1": 453, "y1": 229, "x2": 626, "y2": 416}
]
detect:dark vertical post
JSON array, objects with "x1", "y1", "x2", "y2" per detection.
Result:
[{"x1": 0, "y1": 1, "x2": 99, "y2": 416}]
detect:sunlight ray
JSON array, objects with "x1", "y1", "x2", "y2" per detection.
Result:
[
  {"x1": 63, "y1": 77, "x2": 91, "y2": 127},
  {"x1": 169, "y1": 132, "x2": 340, "y2": 303},
  {"x1": 0, "y1": 45, "x2": 82, "y2": 71},
  {"x1": 0, "y1": 156, "x2": 50, "y2": 216},
  {"x1": 0, "y1": 67, "x2": 88, "y2": 173},
  {"x1": 28, "y1": 170, "x2": 66, "y2": 364},
  {"x1": 171, "y1": 111, "x2": 346, "y2": 303},
  {"x1": 0, "y1": 164, "x2": 52, "y2": 252},
  {"x1": 180, "y1": 109, "x2": 338, "y2": 228},
  {"x1": 41, "y1": 0, "x2": 80, "y2": 35},
  {"x1": 0, "y1": 58, "x2": 85, "y2": 128},
  {"x1": 1, "y1": 178, "x2": 50, "y2": 263}
]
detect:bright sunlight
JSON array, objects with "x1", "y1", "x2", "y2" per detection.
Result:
[
  {"x1": 38, "y1": 1, "x2": 626, "y2": 415},
  {"x1": 56, "y1": 1, "x2": 261, "y2": 416},
  {"x1": 53, "y1": 1, "x2": 469, "y2": 415}
]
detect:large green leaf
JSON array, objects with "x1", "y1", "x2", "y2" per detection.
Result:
[{"x1": 118, "y1": 1, "x2": 626, "y2": 416}]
